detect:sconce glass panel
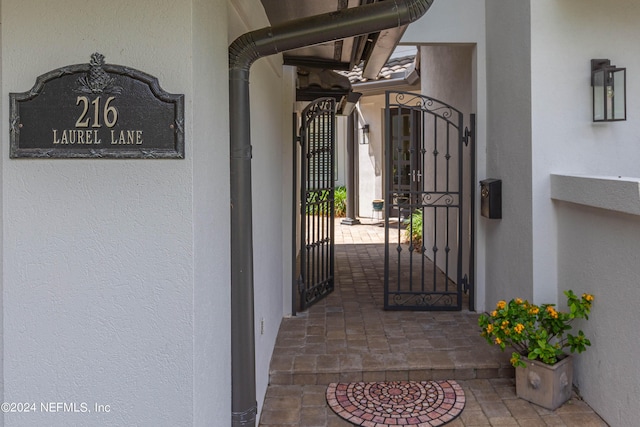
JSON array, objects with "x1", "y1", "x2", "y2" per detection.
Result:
[
  {"x1": 593, "y1": 69, "x2": 605, "y2": 121},
  {"x1": 592, "y1": 59, "x2": 626, "y2": 122},
  {"x1": 612, "y1": 68, "x2": 626, "y2": 120}
]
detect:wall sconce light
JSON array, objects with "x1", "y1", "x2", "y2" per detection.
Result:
[
  {"x1": 360, "y1": 124, "x2": 369, "y2": 144},
  {"x1": 591, "y1": 59, "x2": 626, "y2": 122}
]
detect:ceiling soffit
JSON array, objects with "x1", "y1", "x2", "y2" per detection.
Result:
[{"x1": 259, "y1": 0, "x2": 402, "y2": 78}]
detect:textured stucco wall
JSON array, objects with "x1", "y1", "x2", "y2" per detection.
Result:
[
  {"x1": 1, "y1": 0, "x2": 231, "y2": 425},
  {"x1": 531, "y1": 1, "x2": 640, "y2": 424},
  {"x1": 484, "y1": 0, "x2": 533, "y2": 305},
  {"x1": 280, "y1": 65, "x2": 296, "y2": 315},
  {"x1": 530, "y1": 0, "x2": 640, "y2": 304},
  {"x1": 357, "y1": 94, "x2": 385, "y2": 217},
  {"x1": 194, "y1": 0, "x2": 231, "y2": 424},
  {"x1": 556, "y1": 202, "x2": 640, "y2": 426},
  {"x1": 249, "y1": 52, "x2": 287, "y2": 421},
  {"x1": 420, "y1": 45, "x2": 473, "y2": 295}
]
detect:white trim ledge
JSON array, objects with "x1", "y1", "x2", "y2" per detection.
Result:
[{"x1": 550, "y1": 174, "x2": 640, "y2": 217}]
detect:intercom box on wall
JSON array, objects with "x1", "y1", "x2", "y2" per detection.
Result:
[{"x1": 480, "y1": 179, "x2": 502, "y2": 219}]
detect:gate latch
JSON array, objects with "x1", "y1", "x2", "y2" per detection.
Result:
[{"x1": 461, "y1": 274, "x2": 470, "y2": 294}]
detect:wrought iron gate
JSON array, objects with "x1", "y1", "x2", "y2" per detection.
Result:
[
  {"x1": 296, "y1": 98, "x2": 336, "y2": 311},
  {"x1": 384, "y1": 91, "x2": 475, "y2": 311}
]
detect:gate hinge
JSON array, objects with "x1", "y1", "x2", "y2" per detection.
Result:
[
  {"x1": 463, "y1": 127, "x2": 473, "y2": 147},
  {"x1": 297, "y1": 274, "x2": 305, "y2": 294}
]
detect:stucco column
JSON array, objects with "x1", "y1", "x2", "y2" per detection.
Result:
[{"x1": 341, "y1": 112, "x2": 360, "y2": 225}]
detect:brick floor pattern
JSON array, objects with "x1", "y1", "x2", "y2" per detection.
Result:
[
  {"x1": 260, "y1": 379, "x2": 607, "y2": 426},
  {"x1": 259, "y1": 220, "x2": 609, "y2": 426},
  {"x1": 326, "y1": 380, "x2": 465, "y2": 426}
]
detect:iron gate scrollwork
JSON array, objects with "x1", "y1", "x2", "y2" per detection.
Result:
[
  {"x1": 384, "y1": 91, "x2": 474, "y2": 311},
  {"x1": 297, "y1": 98, "x2": 336, "y2": 311}
]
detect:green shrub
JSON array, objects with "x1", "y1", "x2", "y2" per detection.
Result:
[
  {"x1": 403, "y1": 209, "x2": 423, "y2": 250},
  {"x1": 334, "y1": 186, "x2": 347, "y2": 217},
  {"x1": 304, "y1": 186, "x2": 346, "y2": 217}
]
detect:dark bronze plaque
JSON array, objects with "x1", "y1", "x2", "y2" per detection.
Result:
[{"x1": 10, "y1": 53, "x2": 184, "y2": 159}]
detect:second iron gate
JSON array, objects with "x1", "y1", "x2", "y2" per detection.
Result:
[
  {"x1": 384, "y1": 91, "x2": 474, "y2": 311},
  {"x1": 295, "y1": 98, "x2": 337, "y2": 312}
]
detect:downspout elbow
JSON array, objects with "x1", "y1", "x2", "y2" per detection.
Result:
[
  {"x1": 400, "y1": 0, "x2": 436, "y2": 23},
  {"x1": 229, "y1": 32, "x2": 265, "y2": 76}
]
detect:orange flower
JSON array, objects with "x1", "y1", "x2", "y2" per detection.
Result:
[{"x1": 496, "y1": 300, "x2": 507, "y2": 310}]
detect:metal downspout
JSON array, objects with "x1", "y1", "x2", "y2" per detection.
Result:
[{"x1": 228, "y1": 1, "x2": 435, "y2": 425}]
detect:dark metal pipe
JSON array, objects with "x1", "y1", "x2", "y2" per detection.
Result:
[
  {"x1": 229, "y1": 1, "x2": 435, "y2": 425},
  {"x1": 229, "y1": 65, "x2": 257, "y2": 427}
]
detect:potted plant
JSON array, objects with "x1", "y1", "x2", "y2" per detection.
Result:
[{"x1": 478, "y1": 290, "x2": 594, "y2": 410}]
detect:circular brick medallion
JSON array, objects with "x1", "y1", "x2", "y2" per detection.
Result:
[{"x1": 326, "y1": 380, "x2": 465, "y2": 427}]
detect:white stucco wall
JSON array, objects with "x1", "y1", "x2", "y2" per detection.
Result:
[
  {"x1": 530, "y1": 0, "x2": 640, "y2": 305},
  {"x1": 403, "y1": 0, "x2": 485, "y2": 46},
  {"x1": 419, "y1": 45, "x2": 473, "y2": 295},
  {"x1": 531, "y1": 1, "x2": 640, "y2": 424},
  {"x1": 531, "y1": 0, "x2": 640, "y2": 176},
  {"x1": 555, "y1": 200, "x2": 640, "y2": 426},
  {"x1": 1, "y1": 1, "x2": 230, "y2": 425},
  {"x1": 281, "y1": 65, "x2": 297, "y2": 317},
  {"x1": 357, "y1": 95, "x2": 385, "y2": 217},
  {"x1": 194, "y1": 1, "x2": 231, "y2": 424},
  {"x1": 484, "y1": 0, "x2": 533, "y2": 305},
  {"x1": 249, "y1": 55, "x2": 287, "y2": 419},
  {"x1": 336, "y1": 117, "x2": 347, "y2": 188}
]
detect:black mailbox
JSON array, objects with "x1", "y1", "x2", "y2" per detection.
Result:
[{"x1": 480, "y1": 179, "x2": 502, "y2": 219}]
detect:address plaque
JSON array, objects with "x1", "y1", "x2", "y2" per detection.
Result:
[{"x1": 10, "y1": 53, "x2": 184, "y2": 159}]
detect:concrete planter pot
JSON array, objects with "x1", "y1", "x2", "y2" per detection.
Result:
[{"x1": 515, "y1": 355, "x2": 573, "y2": 410}]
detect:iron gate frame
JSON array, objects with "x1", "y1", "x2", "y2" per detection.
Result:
[
  {"x1": 295, "y1": 98, "x2": 337, "y2": 312},
  {"x1": 383, "y1": 91, "x2": 475, "y2": 311}
]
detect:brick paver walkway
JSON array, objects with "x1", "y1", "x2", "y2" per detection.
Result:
[{"x1": 259, "y1": 220, "x2": 607, "y2": 426}]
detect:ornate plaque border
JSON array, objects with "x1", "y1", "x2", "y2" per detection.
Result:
[{"x1": 10, "y1": 55, "x2": 185, "y2": 159}]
